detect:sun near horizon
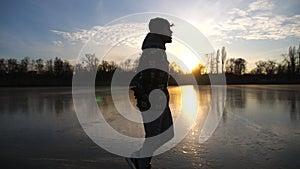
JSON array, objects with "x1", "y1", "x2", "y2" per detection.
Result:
[{"x1": 167, "y1": 39, "x2": 206, "y2": 73}]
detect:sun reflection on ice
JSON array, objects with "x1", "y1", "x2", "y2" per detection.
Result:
[{"x1": 180, "y1": 85, "x2": 199, "y2": 125}]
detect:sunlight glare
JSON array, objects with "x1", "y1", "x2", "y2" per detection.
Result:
[
  {"x1": 180, "y1": 86, "x2": 199, "y2": 125},
  {"x1": 168, "y1": 40, "x2": 203, "y2": 72}
]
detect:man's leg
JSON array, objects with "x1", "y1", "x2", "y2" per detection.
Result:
[
  {"x1": 136, "y1": 107, "x2": 174, "y2": 169},
  {"x1": 136, "y1": 111, "x2": 162, "y2": 169},
  {"x1": 125, "y1": 157, "x2": 138, "y2": 169}
]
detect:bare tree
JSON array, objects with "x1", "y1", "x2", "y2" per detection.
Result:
[
  {"x1": 63, "y1": 60, "x2": 72, "y2": 73},
  {"x1": 82, "y1": 53, "x2": 99, "y2": 71},
  {"x1": 192, "y1": 63, "x2": 206, "y2": 75},
  {"x1": 234, "y1": 58, "x2": 246, "y2": 75},
  {"x1": 28, "y1": 59, "x2": 36, "y2": 72},
  {"x1": 221, "y1": 47, "x2": 227, "y2": 74},
  {"x1": 7, "y1": 58, "x2": 18, "y2": 74},
  {"x1": 225, "y1": 58, "x2": 235, "y2": 74},
  {"x1": 265, "y1": 60, "x2": 277, "y2": 75},
  {"x1": 54, "y1": 57, "x2": 63, "y2": 75},
  {"x1": 253, "y1": 60, "x2": 277, "y2": 75},
  {"x1": 289, "y1": 46, "x2": 296, "y2": 75},
  {"x1": 46, "y1": 59, "x2": 53, "y2": 73},
  {"x1": 297, "y1": 44, "x2": 300, "y2": 74},
  {"x1": 216, "y1": 49, "x2": 220, "y2": 74},
  {"x1": 74, "y1": 63, "x2": 84, "y2": 73},
  {"x1": 276, "y1": 61, "x2": 285, "y2": 75},
  {"x1": 19, "y1": 56, "x2": 30, "y2": 73},
  {"x1": 170, "y1": 62, "x2": 184, "y2": 74},
  {"x1": 98, "y1": 60, "x2": 109, "y2": 72},
  {"x1": 35, "y1": 58, "x2": 44, "y2": 74},
  {"x1": 107, "y1": 61, "x2": 118, "y2": 72},
  {"x1": 253, "y1": 60, "x2": 267, "y2": 75},
  {"x1": 119, "y1": 59, "x2": 140, "y2": 72},
  {"x1": 211, "y1": 51, "x2": 215, "y2": 74},
  {"x1": 0, "y1": 58, "x2": 6, "y2": 74}
]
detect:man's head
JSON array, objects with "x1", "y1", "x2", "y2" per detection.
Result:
[{"x1": 149, "y1": 17, "x2": 173, "y2": 43}]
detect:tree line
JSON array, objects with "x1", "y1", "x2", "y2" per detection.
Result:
[
  {"x1": 0, "y1": 57, "x2": 72, "y2": 75},
  {"x1": 224, "y1": 45, "x2": 300, "y2": 76},
  {"x1": 191, "y1": 44, "x2": 300, "y2": 77},
  {"x1": 0, "y1": 54, "x2": 183, "y2": 76},
  {"x1": 1, "y1": 44, "x2": 300, "y2": 86}
]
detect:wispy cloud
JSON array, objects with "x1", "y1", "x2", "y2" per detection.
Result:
[
  {"x1": 52, "y1": 40, "x2": 62, "y2": 47},
  {"x1": 51, "y1": 23, "x2": 148, "y2": 47},
  {"x1": 50, "y1": 23, "x2": 150, "y2": 64},
  {"x1": 51, "y1": 0, "x2": 299, "y2": 47},
  {"x1": 51, "y1": 26, "x2": 102, "y2": 43},
  {"x1": 211, "y1": 0, "x2": 300, "y2": 42},
  {"x1": 247, "y1": 0, "x2": 275, "y2": 12}
]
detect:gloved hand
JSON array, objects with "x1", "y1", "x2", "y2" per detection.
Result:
[{"x1": 137, "y1": 94, "x2": 151, "y2": 111}]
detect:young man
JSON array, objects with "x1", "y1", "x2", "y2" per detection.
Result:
[{"x1": 126, "y1": 17, "x2": 174, "y2": 169}]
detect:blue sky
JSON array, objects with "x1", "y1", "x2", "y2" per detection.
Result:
[{"x1": 0, "y1": 0, "x2": 299, "y2": 70}]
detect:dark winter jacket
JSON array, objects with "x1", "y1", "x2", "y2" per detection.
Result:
[{"x1": 132, "y1": 33, "x2": 170, "y2": 111}]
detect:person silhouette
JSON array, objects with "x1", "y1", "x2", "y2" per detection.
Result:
[{"x1": 126, "y1": 17, "x2": 174, "y2": 169}]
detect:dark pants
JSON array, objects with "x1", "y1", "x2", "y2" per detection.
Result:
[{"x1": 135, "y1": 90, "x2": 174, "y2": 169}]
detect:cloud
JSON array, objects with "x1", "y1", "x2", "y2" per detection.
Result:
[
  {"x1": 51, "y1": 26, "x2": 102, "y2": 43},
  {"x1": 51, "y1": 23, "x2": 148, "y2": 47},
  {"x1": 51, "y1": 23, "x2": 150, "y2": 65},
  {"x1": 210, "y1": 0, "x2": 300, "y2": 42},
  {"x1": 52, "y1": 40, "x2": 62, "y2": 47},
  {"x1": 247, "y1": 0, "x2": 275, "y2": 12}
]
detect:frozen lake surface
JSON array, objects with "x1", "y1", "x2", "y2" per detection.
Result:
[{"x1": 0, "y1": 85, "x2": 299, "y2": 169}]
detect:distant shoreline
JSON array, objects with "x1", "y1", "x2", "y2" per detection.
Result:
[{"x1": 1, "y1": 74, "x2": 300, "y2": 87}]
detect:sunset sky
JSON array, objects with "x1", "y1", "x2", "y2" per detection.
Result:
[{"x1": 0, "y1": 0, "x2": 299, "y2": 70}]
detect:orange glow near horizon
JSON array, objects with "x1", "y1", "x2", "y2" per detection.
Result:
[{"x1": 168, "y1": 39, "x2": 205, "y2": 73}]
